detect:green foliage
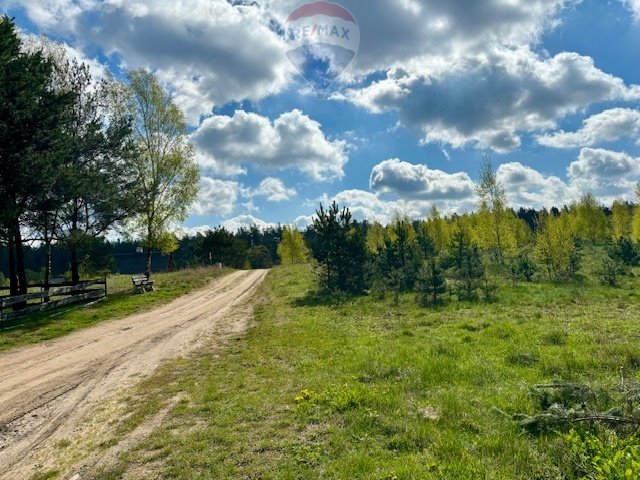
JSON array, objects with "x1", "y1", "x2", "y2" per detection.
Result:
[
  {"x1": 125, "y1": 69, "x2": 199, "y2": 276},
  {"x1": 535, "y1": 213, "x2": 580, "y2": 281},
  {"x1": 611, "y1": 201, "x2": 633, "y2": 240},
  {"x1": 598, "y1": 257, "x2": 626, "y2": 287},
  {"x1": 565, "y1": 429, "x2": 640, "y2": 480},
  {"x1": 416, "y1": 257, "x2": 447, "y2": 305},
  {"x1": 309, "y1": 202, "x2": 367, "y2": 294},
  {"x1": 608, "y1": 237, "x2": 639, "y2": 266},
  {"x1": 572, "y1": 194, "x2": 608, "y2": 244},
  {"x1": 200, "y1": 228, "x2": 248, "y2": 269},
  {"x1": 510, "y1": 252, "x2": 537, "y2": 282},
  {"x1": 248, "y1": 245, "x2": 273, "y2": 269},
  {"x1": 277, "y1": 227, "x2": 309, "y2": 265},
  {"x1": 475, "y1": 155, "x2": 515, "y2": 263},
  {"x1": 445, "y1": 228, "x2": 486, "y2": 300},
  {"x1": 0, "y1": 16, "x2": 74, "y2": 294},
  {"x1": 369, "y1": 219, "x2": 422, "y2": 301}
]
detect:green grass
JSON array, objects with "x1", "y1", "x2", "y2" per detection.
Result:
[
  {"x1": 0, "y1": 267, "x2": 231, "y2": 352},
  {"x1": 82, "y1": 264, "x2": 640, "y2": 479}
]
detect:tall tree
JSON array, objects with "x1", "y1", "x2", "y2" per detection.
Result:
[
  {"x1": 0, "y1": 17, "x2": 73, "y2": 297},
  {"x1": 476, "y1": 154, "x2": 515, "y2": 264},
  {"x1": 277, "y1": 226, "x2": 309, "y2": 265},
  {"x1": 534, "y1": 212, "x2": 579, "y2": 281},
  {"x1": 126, "y1": 70, "x2": 199, "y2": 276},
  {"x1": 571, "y1": 193, "x2": 607, "y2": 244},
  {"x1": 610, "y1": 200, "x2": 633, "y2": 240},
  {"x1": 23, "y1": 38, "x2": 137, "y2": 283},
  {"x1": 309, "y1": 202, "x2": 367, "y2": 294}
]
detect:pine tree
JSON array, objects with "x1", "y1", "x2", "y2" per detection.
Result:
[
  {"x1": 417, "y1": 258, "x2": 446, "y2": 304},
  {"x1": 0, "y1": 16, "x2": 74, "y2": 298},
  {"x1": 309, "y1": 202, "x2": 367, "y2": 294},
  {"x1": 445, "y1": 228, "x2": 485, "y2": 300}
]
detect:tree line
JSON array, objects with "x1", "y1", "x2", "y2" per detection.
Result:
[
  {"x1": 0, "y1": 17, "x2": 198, "y2": 300},
  {"x1": 0, "y1": 225, "x2": 295, "y2": 281},
  {"x1": 306, "y1": 157, "x2": 640, "y2": 303}
]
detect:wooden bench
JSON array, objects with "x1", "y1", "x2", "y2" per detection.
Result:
[{"x1": 131, "y1": 275, "x2": 154, "y2": 293}]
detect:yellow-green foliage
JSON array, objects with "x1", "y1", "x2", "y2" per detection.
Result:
[
  {"x1": 425, "y1": 205, "x2": 450, "y2": 252},
  {"x1": 365, "y1": 221, "x2": 386, "y2": 254},
  {"x1": 534, "y1": 212, "x2": 576, "y2": 279},
  {"x1": 571, "y1": 193, "x2": 607, "y2": 244},
  {"x1": 277, "y1": 226, "x2": 309, "y2": 265},
  {"x1": 474, "y1": 207, "x2": 518, "y2": 258},
  {"x1": 610, "y1": 200, "x2": 633, "y2": 239},
  {"x1": 632, "y1": 208, "x2": 640, "y2": 242}
]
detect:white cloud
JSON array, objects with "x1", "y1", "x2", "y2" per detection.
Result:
[
  {"x1": 622, "y1": 0, "x2": 640, "y2": 20},
  {"x1": 192, "y1": 177, "x2": 240, "y2": 216},
  {"x1": 6, "y1": 0, "x2": 292, "y2": 124},
  {"x1": 497, "y1": 149, "x2": 640, "y2": 209},
  {"x1": 497, "y1": 162, "x2": 575, "y2": 208},
  {"x1": 180, "y1": 225, "x2": 213, "y2": 238},
  {"x1": 567, "y1": 148, "x2": 640, "y2": 202},
  {"x1": 537, "y1": 108, "x2": 640, "y2": 149},
  {"x1": 343, "y1": 48, "x2": 640, "y2": 152},
  {"x1": 191, "y1": 109, "x2": 349, "y2": 181},
  {"x1": 252, "y1": 177, "x2": 296, "y2": 202},
  {"x1": 221, "y1": 215, "x2": 276, "y2": 232},
  {"x1": 569, "y1": 148, "x2": 640, "y2": 180},
  {"x1": 370, "y1": 158, "x2": 475, "y2": 201},
  {"x1": 268, "y1": 0, "x2": 570, "y2": 77}
]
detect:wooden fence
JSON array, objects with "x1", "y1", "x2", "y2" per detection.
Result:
[{"x1": 0, "y1": 278, "x2": 107, "y2": 329}]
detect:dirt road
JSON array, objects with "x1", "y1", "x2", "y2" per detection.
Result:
[{"x1": 0, "y1": 269, "x2": 267, "y2": 479}]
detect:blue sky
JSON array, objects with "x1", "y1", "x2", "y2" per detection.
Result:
[{"x1": 3, "y1": 0, "x2": 640, "y2": 232}]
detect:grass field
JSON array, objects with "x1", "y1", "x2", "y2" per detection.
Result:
[
  {"x1": 0, "y1": 267, "x2": 231, "y2": 352},
  {"x1": 84, "y1": 264, "x2": 640, "y2": 479}
]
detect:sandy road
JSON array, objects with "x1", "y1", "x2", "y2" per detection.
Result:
[{"x1": 0, "y1": 269, "x2": 267, "y2": 479}]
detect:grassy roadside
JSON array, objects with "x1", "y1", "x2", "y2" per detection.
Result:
[
  {"x1": 75, "y1": 264, "x2": 640, "y2": 479},
  {"x1": 0, "y1": 267, "x2": 232, "y2": 352}
]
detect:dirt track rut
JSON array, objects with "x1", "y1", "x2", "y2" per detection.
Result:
[{"x1": 0, "y1": 269, "x2": 267, "y2": 479}]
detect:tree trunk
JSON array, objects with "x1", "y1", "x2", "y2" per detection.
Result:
[
  {"x1": 8, "y1": 233, "x2": 17, "y2": 297},
  {"x1": 70, "y1": 200, "x2": 80, "y2": 284},
  {"x1": 44, "y1": 240, "x2": 52, "y2": 302},
  {"x1": 145, "y1": 249, "x2": 152, "y2": 278},
  {"x1": 70, "y1": 244, "x2": 80, "y2": 284},
  {"x1": 14, "y1": 221, "x2": 28, "y2": 310},
  {"x1": 167, "y1": 252, "x2": 175, "y2": 272}
]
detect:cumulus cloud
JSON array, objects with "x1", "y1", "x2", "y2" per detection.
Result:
[
  {"x1": 268, "y1": 0, "x2": 569, "y2": 76},
  {"x1": 192, "y1": 177, "x2": 240, "y2": 216},
  {"x1": 537, "y1": 108, "x2": 640, "y2": 149},
  {"x1": 497, "y1": 162, "x2": 575, "y2": 208},
  {"x1": 497, "y1": 149, "x2": 640, "y2": 209},
  {"x1": 567, "y1": 148, "x2": 640, "y2": 201},
  {"x1": 252, "y1": 177, "x2": 296, "y2": 202},
  {"x1": 370, "y1": 158, "x2": 475, "y2": 201},
  {"x1": 5, "y1": 0, "x2": 291, "y2": 124},
  {"x1": 344, "y1": 48, "x2": 640, "y2": 152},
  {"x1": 221, "y1": 215, "x2": 276, "y2": 232},
  {"x1": 569, "y1": 148, "x2": 640, "y2": 180},
  {"x1": 191, "y1": 109, "x2": 349, "y2": 181}
]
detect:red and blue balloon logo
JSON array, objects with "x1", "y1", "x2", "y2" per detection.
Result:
[{"x1": 284, "y1": 1, "x2": 360, "y2": 93}]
